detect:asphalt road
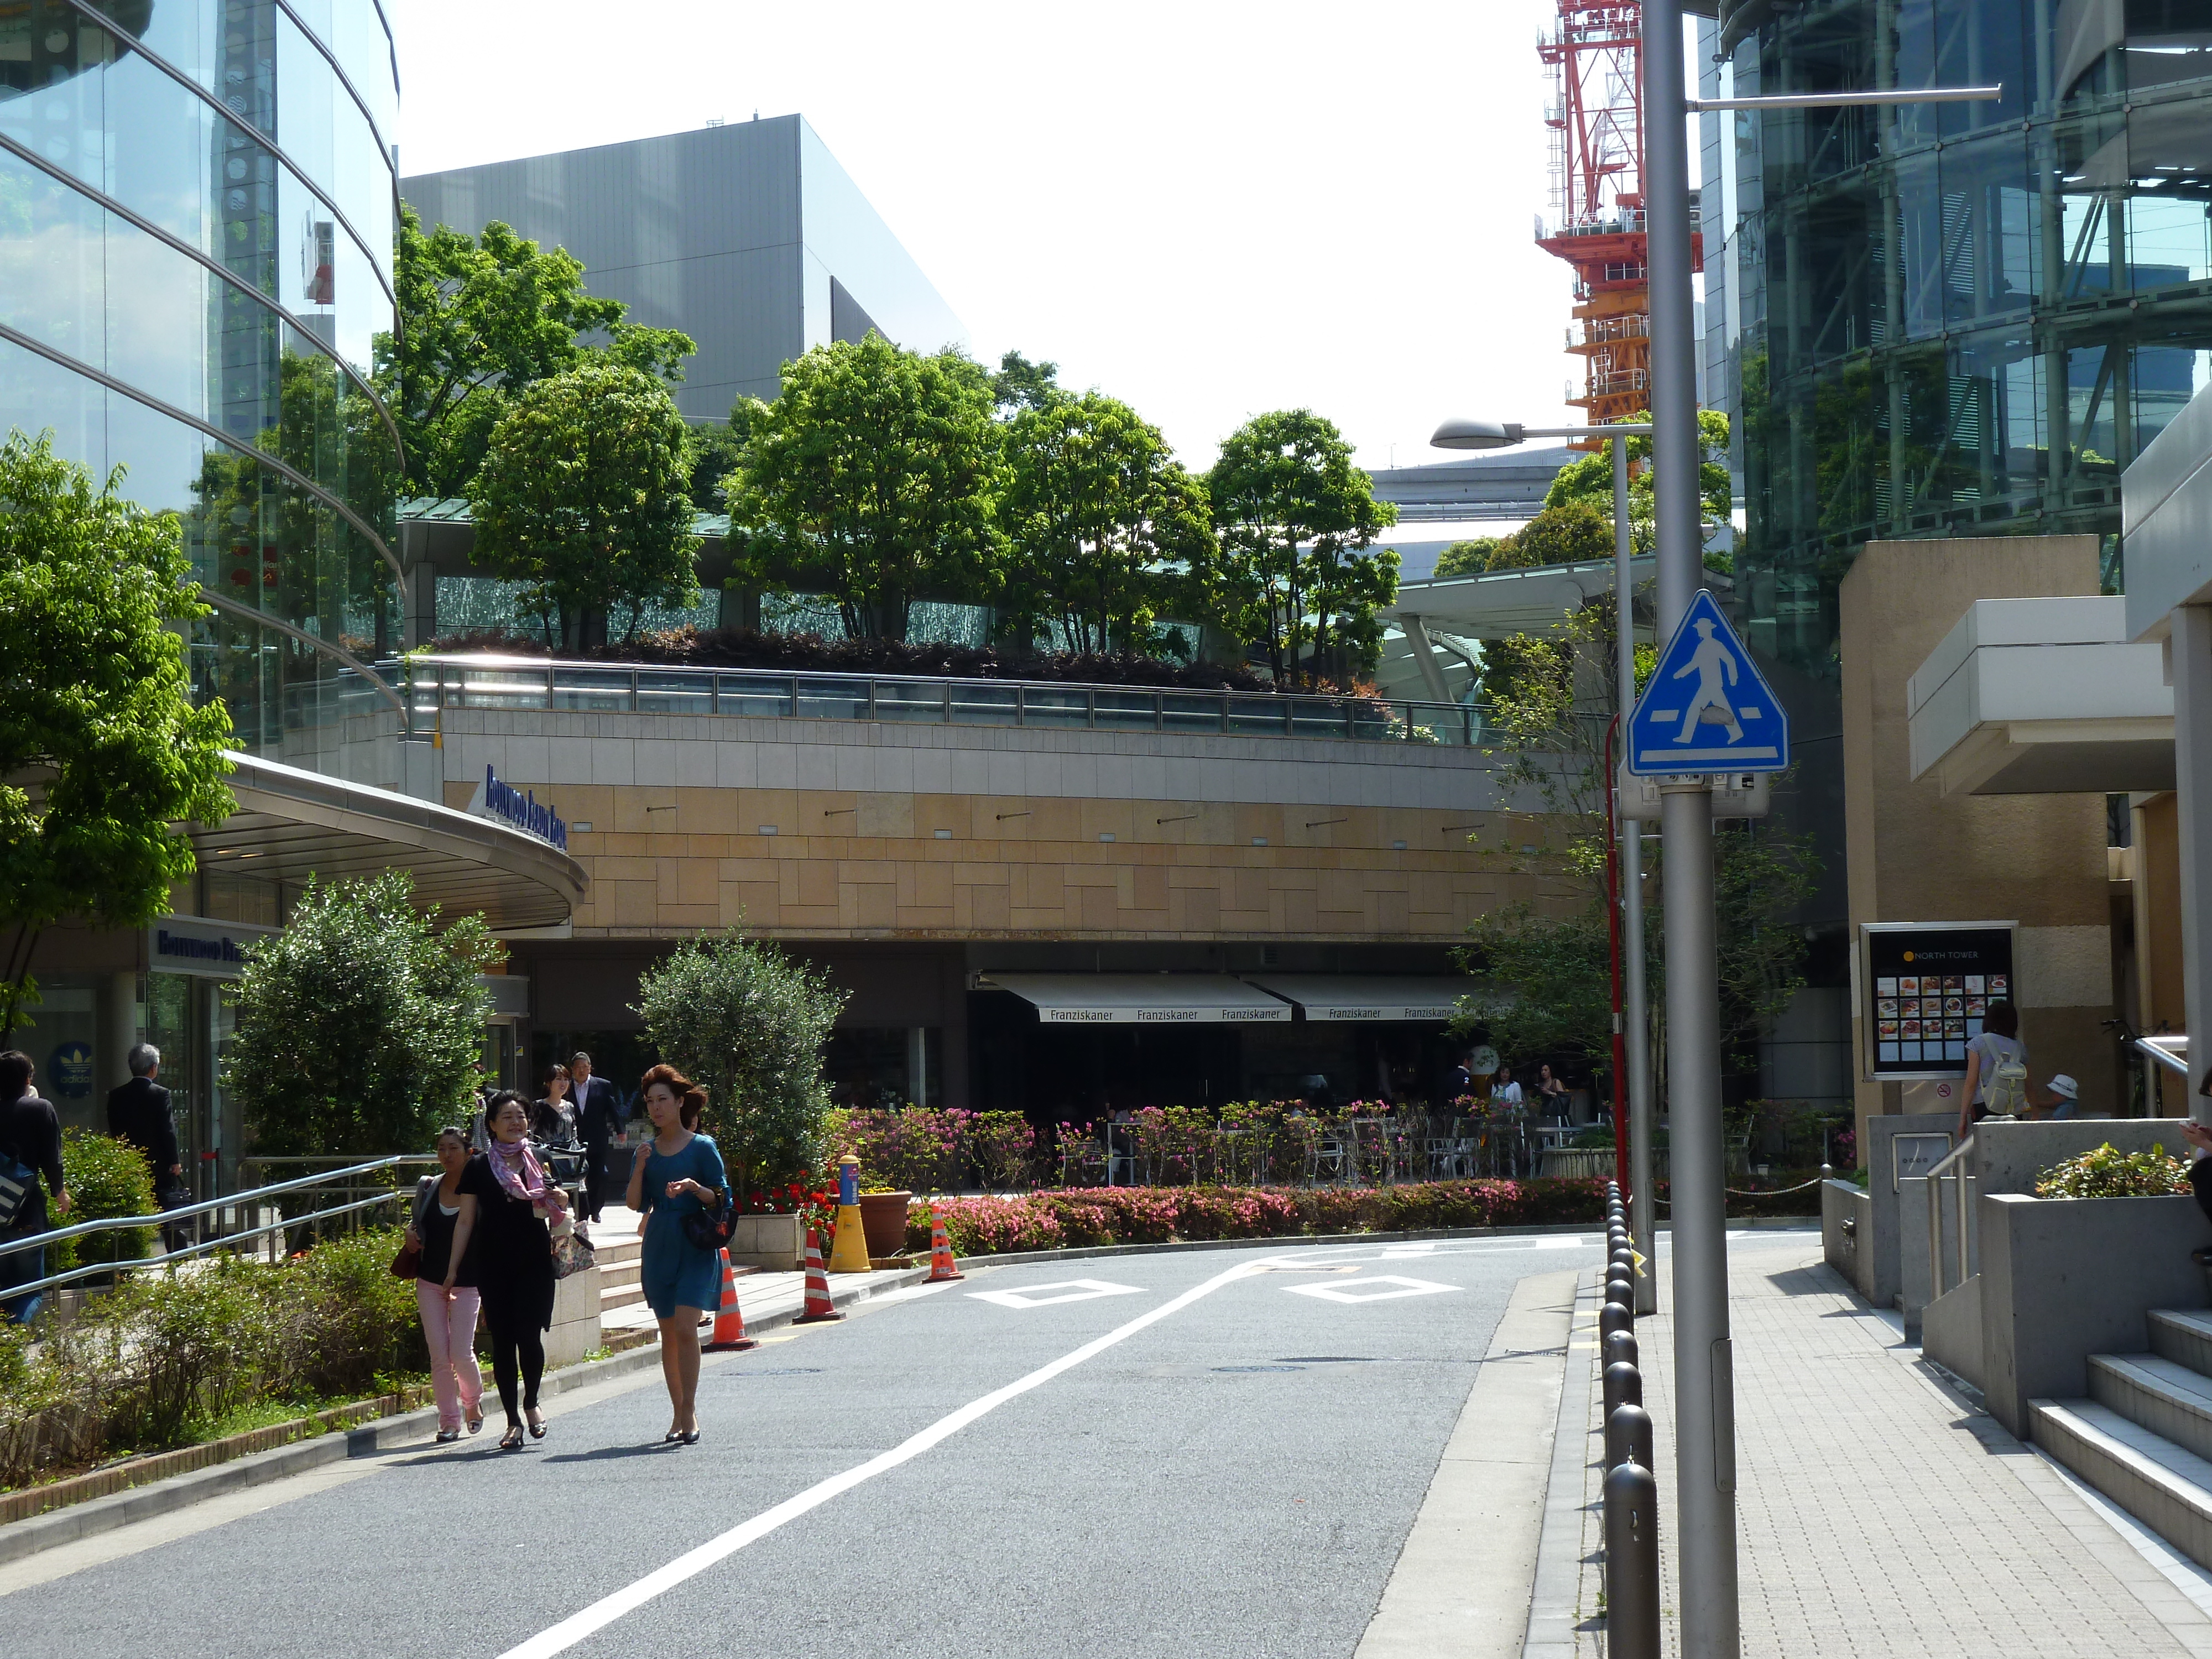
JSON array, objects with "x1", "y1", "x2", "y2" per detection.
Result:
[{"x1": 18, "y1": 1234, "x2": 1604, "y2": 1659}]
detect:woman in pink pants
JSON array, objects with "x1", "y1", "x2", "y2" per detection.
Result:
[{"x1": 405, "y1": 1128, "x2": 484, "y2": 1442}]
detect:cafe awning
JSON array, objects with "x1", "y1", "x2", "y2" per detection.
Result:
[
  {"x1": 1242, "y1": 975, "x2": 1475, "y2": 1022},
  {"x1": 980, "y1": 973, "x2": 1292, "y2": 1024}
]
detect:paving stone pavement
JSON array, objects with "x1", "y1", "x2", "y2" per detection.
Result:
[{"x1": 1568, "y1": 1233, "x2": 2212, "y2": 1658}]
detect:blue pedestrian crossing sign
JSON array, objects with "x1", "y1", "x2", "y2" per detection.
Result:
[{"x1": 1626, "y1": 589, "x2": 1788, "y2": 776}]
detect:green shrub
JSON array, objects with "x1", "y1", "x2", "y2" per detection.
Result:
[
  {"x1": 2035, "y1": 1142, "x2": 2191, "y2": 1199},
  {"x1": 275, "y1": 1225, "x2": 424, "y2": 1397},
  {"x1": 50, "y1": 1129, "x2": 158, "y2": 1275},
  {"x1": 67, "y1": 1258, "x2": 281, "y2": 1449}
]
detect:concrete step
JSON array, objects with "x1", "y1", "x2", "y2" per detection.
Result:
[
  {"x1": 2090, "y1": 1353, "x2": 2212, "y2": 1464},
  {"x1": 2032, "y1": 1397, "x2": 2212, "y2": 1571},
  {"x1": 2152, "y1": 1308, "x2": 2212, "y2": 1374}
]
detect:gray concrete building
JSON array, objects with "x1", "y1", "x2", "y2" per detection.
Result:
[{"x1": 401, "y1": 115, "x2": 967, "y2": 422}]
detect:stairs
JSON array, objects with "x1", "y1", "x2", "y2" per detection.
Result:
[
  {"x1": 2032, "y1": 1310, "x2": 2212, "y2": 1568},
  {"x1": 596, "y1": 1230, "x2": 645, "y2": 1322}
]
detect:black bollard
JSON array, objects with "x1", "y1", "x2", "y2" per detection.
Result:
[
  {"x1": 1606, "y1": 1275, "x2": 1635, "y2": 1311},
  {"x1": 1604, "y1": 1327, "x2": 1639, "y2": 1373},
  {"x1": 1605, "y1": 1401, "x2": 1654, "y2": 1474},
  {"x1": 1605, "y1": 1459, "x2": 1662, "y2": 1659},
  {"x1": 1598, "y1": 1299, "x2": 1632, "y2": 1344},
  {"x1": 1601, "y1": 1358, "x2": 1642, "y2": 1418},
  {"x1": 1610, "y1": 1248, "x2": 1636, "y2": 1278}
]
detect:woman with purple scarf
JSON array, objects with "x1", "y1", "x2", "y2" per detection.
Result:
[{"x1": 460, "y1": 1091, "x2": 570, "y2": 1449}]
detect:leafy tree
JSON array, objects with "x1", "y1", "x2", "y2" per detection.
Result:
[
  {"x1": 468, "y1": 363, "x2": 702, "y2": 647},
  {"x1": 998, "y1": 392, "x2": 1219, "y2": 655},
  {"x1": 1543, "y1": 409, "x2": 1733, "y2": 568},
  {"x1": 1433, "y1": 538, "x2": 1503, "y2": 578},
  {"x1": 224, "y1": 872, "x2": 500, "y2": 1159},
  {"x1": 1452, "y1": 597, "x2": 1815, "y2": 1084},
  {"x1": 378, "y1": 206, "x2": 696, "y2": 498},
  {"x1": 635, "y1": 928, "x2": 848, "y2": 1197},
  {"x1": 684, "y1": 423, "x2": 748, "y2": 513},
  {"x1": 726, "y1": 336, "x2": 1000, "y2": 641},
  {"x1": 1208, "y1": 410, "x2": 1399, "y2": 685},
  {"x1": 0, "y1": 434, "x2": 236, "y2": 1044},
  {"x1": 1509, "y1": 500, "x2": 1614, "y2": 567},
  {"x1": 989, "y1": 349, "x2": 1063, "y2": 416}
]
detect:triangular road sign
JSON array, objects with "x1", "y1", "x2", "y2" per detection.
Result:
[{"x1": 1626, "y1": 589, "x2": 1789, "y2": 775}]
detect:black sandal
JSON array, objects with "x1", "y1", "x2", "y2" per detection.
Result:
[
  {"x1": 499, "y1": 1425, "x2": 523, "y2": 1451},
  {"x1": 526, "y1": 1410, "x2": 546, "y2": 1440}
]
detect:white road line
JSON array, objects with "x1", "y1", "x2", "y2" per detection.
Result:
[{"x1": 498, "y1": 1254, "x2": 1273, "y2": 1659}]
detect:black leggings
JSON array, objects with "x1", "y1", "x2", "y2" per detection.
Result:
[
  {"x1": 2192, "y1": 1157, "x2": 2212, "y2": 1228},
  {"x1": 489, "y1": 1326, "x2": 545, "y2": 1423}
]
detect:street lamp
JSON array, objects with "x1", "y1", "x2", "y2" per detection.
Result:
[
  {"x1": 1640, "y1": 9, "x2": 2004, "y2": 1653},
  {"x1": 1432, "y1": 416, "x2": 1658, "y2": 1312}
]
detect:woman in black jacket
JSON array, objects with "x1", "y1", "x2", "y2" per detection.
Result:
[
  {"x1": 0, "y1": 1050, "x2": 69, "y2": 1324},
  {"x1": 459, "y1": 1091, "x2": 568, "y2": 1449}
]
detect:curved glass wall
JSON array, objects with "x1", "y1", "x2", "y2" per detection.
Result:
[
  {"x1": 1714, "y1": 0, "x2": 2212, "y2": 677},
  {"x1": 0, "y1": 0, "x2": 401, "y2": 772}
]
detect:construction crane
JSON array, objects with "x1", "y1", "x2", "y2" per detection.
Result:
[{"x1": 1535, "y1": 2, "x2": 1700, "y2": 448}]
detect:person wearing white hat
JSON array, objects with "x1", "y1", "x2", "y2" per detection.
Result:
[{"x1": 2044, "y1": 1074, "x2": 2080, "y2": 1120}]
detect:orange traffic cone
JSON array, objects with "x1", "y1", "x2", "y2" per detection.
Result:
[
  {"x1": 703, "y1": 1249, "x2": 758, "y2": 1352},
  {"x1": 792, "y1": 1227, "x2": 843, "y2": 1324},
  {"x1": 926, "y1": 1206, "x2": 964, "y2": 1282}
]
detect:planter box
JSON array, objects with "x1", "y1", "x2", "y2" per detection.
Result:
[
  {"x1": 1538, "y1": 1148, "x2": 1616, "y2": 1180},
  {"x1": 859, "y1": 1191, "x2": 912, "y2": 1258},
  {"x1": 728, "y1": 1213, "x2": 803, "y2": 1271},
  {"x1": 1822, "y1": 1179, "x2": 1874, "y2": 1301},
  {"x1": 545, "y1": 1265, "x2": 601, "y2": 1368}
]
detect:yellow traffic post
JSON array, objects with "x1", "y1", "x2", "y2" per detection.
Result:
[{"x1": 826, "y1": 1152, "x2": 872, "y2": 1274}]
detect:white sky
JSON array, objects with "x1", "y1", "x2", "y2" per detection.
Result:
[{"x1": 388, "y1": 0, "x2": 1599, "y2": 476}]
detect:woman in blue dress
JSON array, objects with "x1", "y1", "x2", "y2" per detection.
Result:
[{"x1": 625, "y1": 1063, "x2": 727, "y2": 1445}]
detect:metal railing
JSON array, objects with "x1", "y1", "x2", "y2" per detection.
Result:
[
  {"x1": 2137, "y1": 1034, "x2": 2189, "y2": 1077},
  {"x1": 0, "y1": 1154, "x2": 435, "y2": 1303},
  {"x1": 1924, "y1": 1133, "x2": 1977, "y2": 1306},
  {"x1": 1569, "y1": 314, "x2": 1650, "y2": 348},
  {"x1": 404, "y1": 655, "x2": 1501, "y2": 750}
]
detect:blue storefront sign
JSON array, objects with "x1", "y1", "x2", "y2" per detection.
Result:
[{"x1": 469, "y1": 764, "x2": 568, "y2": 851}]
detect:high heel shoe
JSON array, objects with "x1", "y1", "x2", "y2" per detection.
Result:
[
  {"x1": 681, "y1": 1428, "x2": 701, "y2": 1446},
  {"x1": 499, "y1": 1425, "x2": 523, "y2": 1451},
  {"x1": 526, "y1": 1410, "x2": 546, "y2": 1440}
]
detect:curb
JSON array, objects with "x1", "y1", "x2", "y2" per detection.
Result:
[
  {"x1": 1523, "y1": 1268, "x2": 1602, "y2": 1659},
  {"x1": 0, "y1": 1262, "x2": 930, "y2": 1567}
]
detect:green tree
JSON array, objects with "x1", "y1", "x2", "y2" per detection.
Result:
[
  {"x1": 1543, "y1": 409, "x2": 1733, "y2": 568},
  {"x1": 468, "y1": 363, "x2": 702, "y2": 647},
  {"x1": 1433, "y1": 537, "x2": 1503, "y2": 578},
  {"x1": 726, "y1": 336, "x2": 1000, "y2": 641},
  {"x1": 989, "y1": 349, "x2": 1063, "y2": 416},
  {"x1": 998, "y1": 392, "x2": 1219, "y2": 654},
  {"x1": 1208, "y1": 410, "x2": 1399, "y2": 685},
  {"x1": 0, "y1": 434, "x2": 236, "y2": 1044},
  {"x1": 635, "y1": 928, "x2": 848, "y2": 1197},
  {"x1": 224, "y1": 873, "x2": 502, "y2": 1160},
  {"x1": 378, "y1": 206, "x2": 696, "y2": 499},
  {"x1": 1507, "y1": 499, "x2": 1614, "y2": 567}
]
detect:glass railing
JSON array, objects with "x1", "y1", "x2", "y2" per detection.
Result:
[{"x1": 401, "y1": 655, "x2": 1498, "y2": 749}]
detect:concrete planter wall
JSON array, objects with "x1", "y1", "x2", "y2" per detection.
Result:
[
  {"x1": 728, "y1": 1213, "x2": 803, "y2": 1271},
  {"x1": 1822, "y1": 1180, "x2": 1874, "y2": 1300},
  {"x1": 1970, "y1": 1191, "x2": 2205, "y2": 1438},
  {"x1": 544, "y1": 1266, "x2": 601, "y2": 1368}
]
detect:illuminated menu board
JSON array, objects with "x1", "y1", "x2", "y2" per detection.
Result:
[{"x1": 1861, "y1": 922, "x2": 2017, "y2": 1080}]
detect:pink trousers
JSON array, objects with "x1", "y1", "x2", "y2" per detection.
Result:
[{"x1": 415, "y1": 1280, "x2": 485, "y2": 1431}]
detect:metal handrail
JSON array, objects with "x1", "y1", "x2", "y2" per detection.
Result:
[
  {"x1": 1924, "y1": 1133, "x2": 1977, "y2": 1305},
  {"x1": 2137, "y1": 1035, "x2": 2189, "y2": 1077},
  {"x1": 0, "y1": 1153, "x2": 420, "y2": 1258},
  {"x1": 400, "y1": 654, "x2": 1499, "y2": 752}
]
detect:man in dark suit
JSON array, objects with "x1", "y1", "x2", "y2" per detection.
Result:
[
  {"x1": 568, "y1": 1051, "x2": 622, "y2": 1223},
  {"x1": 108, "y1": 1042, "x2": 186, "y2": 1249}
]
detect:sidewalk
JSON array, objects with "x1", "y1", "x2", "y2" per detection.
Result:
[{"x1": 1560, "y1": 1235, "x2": 2212, "y2": 1658}]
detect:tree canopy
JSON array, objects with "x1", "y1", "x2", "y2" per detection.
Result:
[
  {"x1": 379, "y1": 206, "x2": 695, "y2": 498},
  {"x1": 636, "y1": 928, "x2": 846, "y2": 1196},
  {"x1": 1542, "y1": 409, "x2": 1734, "y2": 567},
  {"x1": 997, "y1": 392, "x2": 1219, "y2": 656},
  {"x1": 1207, "y1": 410, "x2": 1399, "y2": 685},
  {"x1": 724, "y1": 335, "x2": 1000, "y2": 641},
  {"x1": 224, "y1": 873, "x2": 501, "y2": 1159},
  {"x1": 468, "y1": 363, "x2": 702, "y2": 648},
  {"x1": 0, "y1": 433, "x2": 236, "y2": 1043}
]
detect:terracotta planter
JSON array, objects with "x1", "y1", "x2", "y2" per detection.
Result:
[{"x1": 859, "y1": 1191, "x2": 914, "y2": 1258}]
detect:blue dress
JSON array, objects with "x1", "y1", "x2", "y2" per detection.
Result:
[{"x1": 639, "y1": 1134, "x2": 729, "y2": 1318}]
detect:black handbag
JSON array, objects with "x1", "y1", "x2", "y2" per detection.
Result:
[{"x1": 682, "y1": 1186, "x2": 735, "y2": 1252}]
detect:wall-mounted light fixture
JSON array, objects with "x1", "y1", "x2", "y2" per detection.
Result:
[
  {"x1": 995, "y1": 810, "x2": 1031, "y2": 821},
  {"x1": 1304, "y1": 817, "x2": 1349, "y2": 830},
  {"x1": 1156, "y1": 813, "x2": 1198, "y2": 825}
]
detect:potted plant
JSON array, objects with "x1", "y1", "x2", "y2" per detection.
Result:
[{"x1": 858, "y1": 1183, "x2": 914, "y2": 1259}]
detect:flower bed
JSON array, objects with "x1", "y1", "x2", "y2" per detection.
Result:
[{"x1": 904, "y1": 1175, "x2": 1819, "y2": 1257}]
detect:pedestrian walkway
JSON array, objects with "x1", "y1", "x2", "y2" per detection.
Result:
[{"x1": 1562, "y1": 1234, "x2": 2212, "y2": 1658}]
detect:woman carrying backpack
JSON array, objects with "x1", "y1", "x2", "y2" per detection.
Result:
[
  {"x1": 626, "y1": 1063, "x2": 726, "y2": 1447},
  {"x1": 1957, "y1": 1000, "x2": 2028, "y2": 1140}
]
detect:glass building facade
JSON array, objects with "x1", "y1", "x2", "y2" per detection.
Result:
[
  {"x1": 1703, "y1": 0, "x2": 2212, "y2": 677},
  {"x1": 0, "y1": 0, "x2": 403, "y2": 775}
]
